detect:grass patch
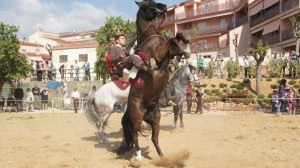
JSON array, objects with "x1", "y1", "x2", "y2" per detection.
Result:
[{"x1": 235, "y1": 135, "x2": 246, "y2": 140}]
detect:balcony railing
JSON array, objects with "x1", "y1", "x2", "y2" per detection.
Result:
[
  {"x1": 282, "y1": 28, "x2": 294, "y2": 41},
  {"x1": 181, "y1": 23, "x2": 231, "y2": 37},
  {"x1": 176, "y1": 2, "x2": 234, "y2": 20},
  {"x1": 192, "y1": 42, "x2": 219, "y2": 52},
  {"x1": 235, "y1": 15, "x2": 248, "y2": 27},
  {"x1": 250, "y1": 5, "x2": 280, "y2": 27},
  {"x1": 282, "y1": 0, "x2": 299, "y2": 12},
  {"x1": 263, "y1": 33, "x2": 280, "y2": 45}
]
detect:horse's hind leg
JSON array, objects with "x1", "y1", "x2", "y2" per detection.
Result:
[
  {"x1": 172, "y1": 105, "x2": 178, "y2": 130},
  {"x1": 179, "y1": 104, "x2": 184, "y2": 128}
]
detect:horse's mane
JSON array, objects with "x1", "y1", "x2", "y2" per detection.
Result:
[{"x1": 170, "y1": 65, "x2": 189, "y2": 83}]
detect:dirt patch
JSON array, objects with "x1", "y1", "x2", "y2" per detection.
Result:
[{"x1": 0, "y1": 112, "x2": 300, "y2": 168}]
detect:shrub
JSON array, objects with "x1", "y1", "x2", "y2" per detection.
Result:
[
  {"x1": 266, "y1": 78, "x2": 272, "y2": 82},
  {"x1": 204, "y1": 89, "x2": 210, "y2": 94},
  {"x1": 270, "y1": 84, "x2": 279, "y2": 89},
  {"x1": 243, "y1": 79, "x2": 250, "y2": 84},
  {"x1": 232, "y1": 89, "x2": 243, "y2": 94},
  {"x1": 267, "y1": 93, "x2": 272, "y2": 98},
  {"x1": 201, "y1": 84, "x2": 207, "y2": 88},
  {"x1": 211, "y1": 84, "x2": 216, "y2": 88},
  {"x1": 230, "y1": 84, "x2": 236, "y2": 88},
  {"x1": 293, "y1": 84, "x2": 300, "y2": 89},
  {"x1": 226, "y1": 78, "x2": 232, "y2": 81},
  {"x1": 288, "y1": 80, "x2": 297, "y2": 85},
  {"x1": 219, "y1": 83, "x2": 227, "y2": 88},
  {"x1": 277, "y1": 79, "x2": 281, "y2": 84},
  {"x1": 223, "y1": 89, "x2": 227, "y2": 93},
  {"x1": 242, "y1": 90, "x2": 249, "y2": 94},
  {"x1": 235, "y1": 83, "x2": 245, "y2": 90},
  {"x1": 257, "y1": 94, "x2": 265, "y2": 99}
]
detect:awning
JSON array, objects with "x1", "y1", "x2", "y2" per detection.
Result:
[
  {"x1": 250, "y1": 26, "x2": 264, "y2": 34},
  {"x1": 262, "y1": 20, "x2": 280, "y2": 35},
  {"x1": 27, "y1": 56, "x2": 44, "y2": 62},
  {"x1": 263, "y1": 0, "x2": 279, "y2": 9},
  {"x1": 249, "y1": 2, "x2": 263, "y2": 16}
]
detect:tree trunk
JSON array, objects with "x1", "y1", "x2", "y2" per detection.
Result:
[
  {"x1": 235, "y1": 48, "x2": 239, "y2": 65},
  {"x1": 256, "y1": 65, "x2": 262, "y2": 95},
  {"x1": 296, "y1": 38, "x2": 300, "y2": 55}
]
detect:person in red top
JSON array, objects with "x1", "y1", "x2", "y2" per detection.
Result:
[{"x1": 186, "y1": 80, "x2": 193, "y2": 113}]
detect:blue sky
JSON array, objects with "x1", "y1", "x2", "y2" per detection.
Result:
[{"x1": 0, "y1": 0, "x2": 183, "y2": 39}]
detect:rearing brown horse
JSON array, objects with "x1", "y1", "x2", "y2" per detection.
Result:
[{"x1": 115, "y1": 0, "x2": 189, "y2": 160}]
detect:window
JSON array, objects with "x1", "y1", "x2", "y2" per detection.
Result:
[
  {"x1": 203, "y1": 55, "x2": 211, "y2": 58},
  {"x1": 79, "y1": 54, "x2": 88, "y2": 62},
  {"x1": 59, "y1": 55, "x2": 68, "y2": 63}
]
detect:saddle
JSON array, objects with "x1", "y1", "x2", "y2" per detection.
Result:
[{"x1": 113, "y1": 79, "x2": 131, "y2": 90}]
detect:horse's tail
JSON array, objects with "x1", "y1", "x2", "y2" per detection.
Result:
[
  {"x1": 114, "y1": 111, "x2": 134, "y2": 155},
  {"x1": 83, "y1": 97, "x2": 101, "y2": 129}
]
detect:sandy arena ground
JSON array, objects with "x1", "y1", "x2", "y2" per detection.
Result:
[{"x1": 0, "y1": 110, "x2": 300, "y2": 168}]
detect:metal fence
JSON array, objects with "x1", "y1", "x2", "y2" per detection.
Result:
[{"x1": 1, "y1": 97, "x2": 299, "y2": 115}]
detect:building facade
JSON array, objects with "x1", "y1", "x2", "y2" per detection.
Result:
[{"x1": 155, "y1": 0, "x2": 299, "y2": 65}]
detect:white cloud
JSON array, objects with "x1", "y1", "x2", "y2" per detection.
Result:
[{"x1": 0, "y1": 0, "x2": 125, "y2": 40}]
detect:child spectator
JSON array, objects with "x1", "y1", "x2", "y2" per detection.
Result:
[
  {"x1": 271, "y1": 90, "x2": 278, "y2": 114},
  {"x1": 195, "y1": 84, "x2": 204, "y2": 114},
  {"x1": 40, "y1": 84, "x2": 48, "y2": 110},
  {"x1": 25, "y1": 88, "x2": 34, "y2": 112},
  {"x1": 287, "y1": 88, "x2": 296, "y2": 115}
]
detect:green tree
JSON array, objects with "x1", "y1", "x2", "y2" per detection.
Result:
[
  {"x1": 94, "y1": 16, "x2": 135, "y2": 83},
  {"x1": 289, "y1": 15, "x2": 300, "y2": 54},
  {"x1": 248, "y1": 39, "x2": 268, "y2": 95},
  {"x1": 0, "y1": 22, "x2": 32, "y2": 93}
]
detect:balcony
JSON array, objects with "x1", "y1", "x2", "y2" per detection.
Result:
[
  {"x1": 282, "y1": 28, "x2": 294, "y2": 41},
  {"x1": 250, "y1": 5, "x2": 280, "y2": 27},
  {"x1": 282, "y1": 0, "x2": 299, "y2": 12},
  {"x1": 176, "y1": 2, "x2": 234, "y2": 20},
  {"x1": 181, "y1": 23, "x2": 231, "y2": 37},
  {"x1": 192, "y1": 42, "x2": 219, "y2": 52},
  {"x1": 263, "y1": 33, "x2": 280, "y2": 45}
]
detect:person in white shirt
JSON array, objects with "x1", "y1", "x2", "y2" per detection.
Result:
[
  {"x1": 71, "y1": 87, "x2": 80, "y2": 113},
  {"x1": 74, "y1": 60, "x2": 80, "y2": 81},
  {"x1": 25, "y1": 88, "x2": 34, "y2": 112},
  {"x1": 243, "y1": 53, "x2": 251, "y2": 78}
]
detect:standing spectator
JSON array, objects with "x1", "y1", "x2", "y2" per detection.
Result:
[
  {"x1": 0, "y1": 92, "x2": 5, "y2": 113},
  {"x1": 197, "y1": 54, "x2": 205, "y2": 75},
  {"x1": 271, "y1": 90, "x2": 278, "y2": 114},
  {"x1": 81, "y1": 86, "x2": 89, "y2": 107},
  {"x1": 277, "y1": 79, "x2": 287, "y2": 114},
  {"x1": 14, "y1": 83, "x2": 24, "y2": 112},
  {"x1": 186, "y1": 81, "x2": 193, "y2": 113},
  {"x1": 71, "y1": 88, "x2": 80, "y2": 113},
  {"x1": 69, "y1": 65, "x2": 74, "y2": 81},
  {"x1": 82, "y1": 60, "x2": 91, "y2": 80},
  {"x1": 32, "y1": 83, "x2": 41, "y2": 110},
  {"x1": 215, "y1": 54, "x2": 224, "y2": 78},
  {"x1": 243, "y1": 53, "x2": 251, "y2": 78},
  {"x1": 51, "y1": 63, "x2": 56, "y2": 81},
  {"x1": 40, "y1": 84, "x2": 48, "y2": 110},
  {"x1": 25, "y1": 88, "x2": 34, "y2": 112},
  {"x1": 59, "y1": 64, "x2": 65, "y2": 80},
  {"x1": 89, "y1": 85, "x2": 97, "y2": 97},
  {"x1": 279, "y1": 53, "x2": 287, "y2": 78},
  {"x1": 195, "y1": 84, "x2": 204, "y2": 114},
  {"x1": 287, "y1": 88, "x2": 297, "y2": 115},
  {"x1": 36, "y1": 61, "x2": 42, "y2": 81},
  {"x1": 46, "y1": 61, "x2": 52, "y2": 81},
  {"x1": 40, "y1": 63, "x2": 47, "y2": 82},
  {"x1": 289, "y1": 50, "x2": 297, "y2": 78},
  {"x1": 74, "y1": 60, "x2": 80, "y2": 81},
  {"x1": 6, "y1": 94, "x2": 17, "y2": 112}
]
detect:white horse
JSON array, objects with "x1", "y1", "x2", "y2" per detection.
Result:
[
  {"x1": 84, "y1": 82, "x2": 130, "y2": 143},
  {"x1": 84, "y1": 61, "x2": 197, "y2": 143}
]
